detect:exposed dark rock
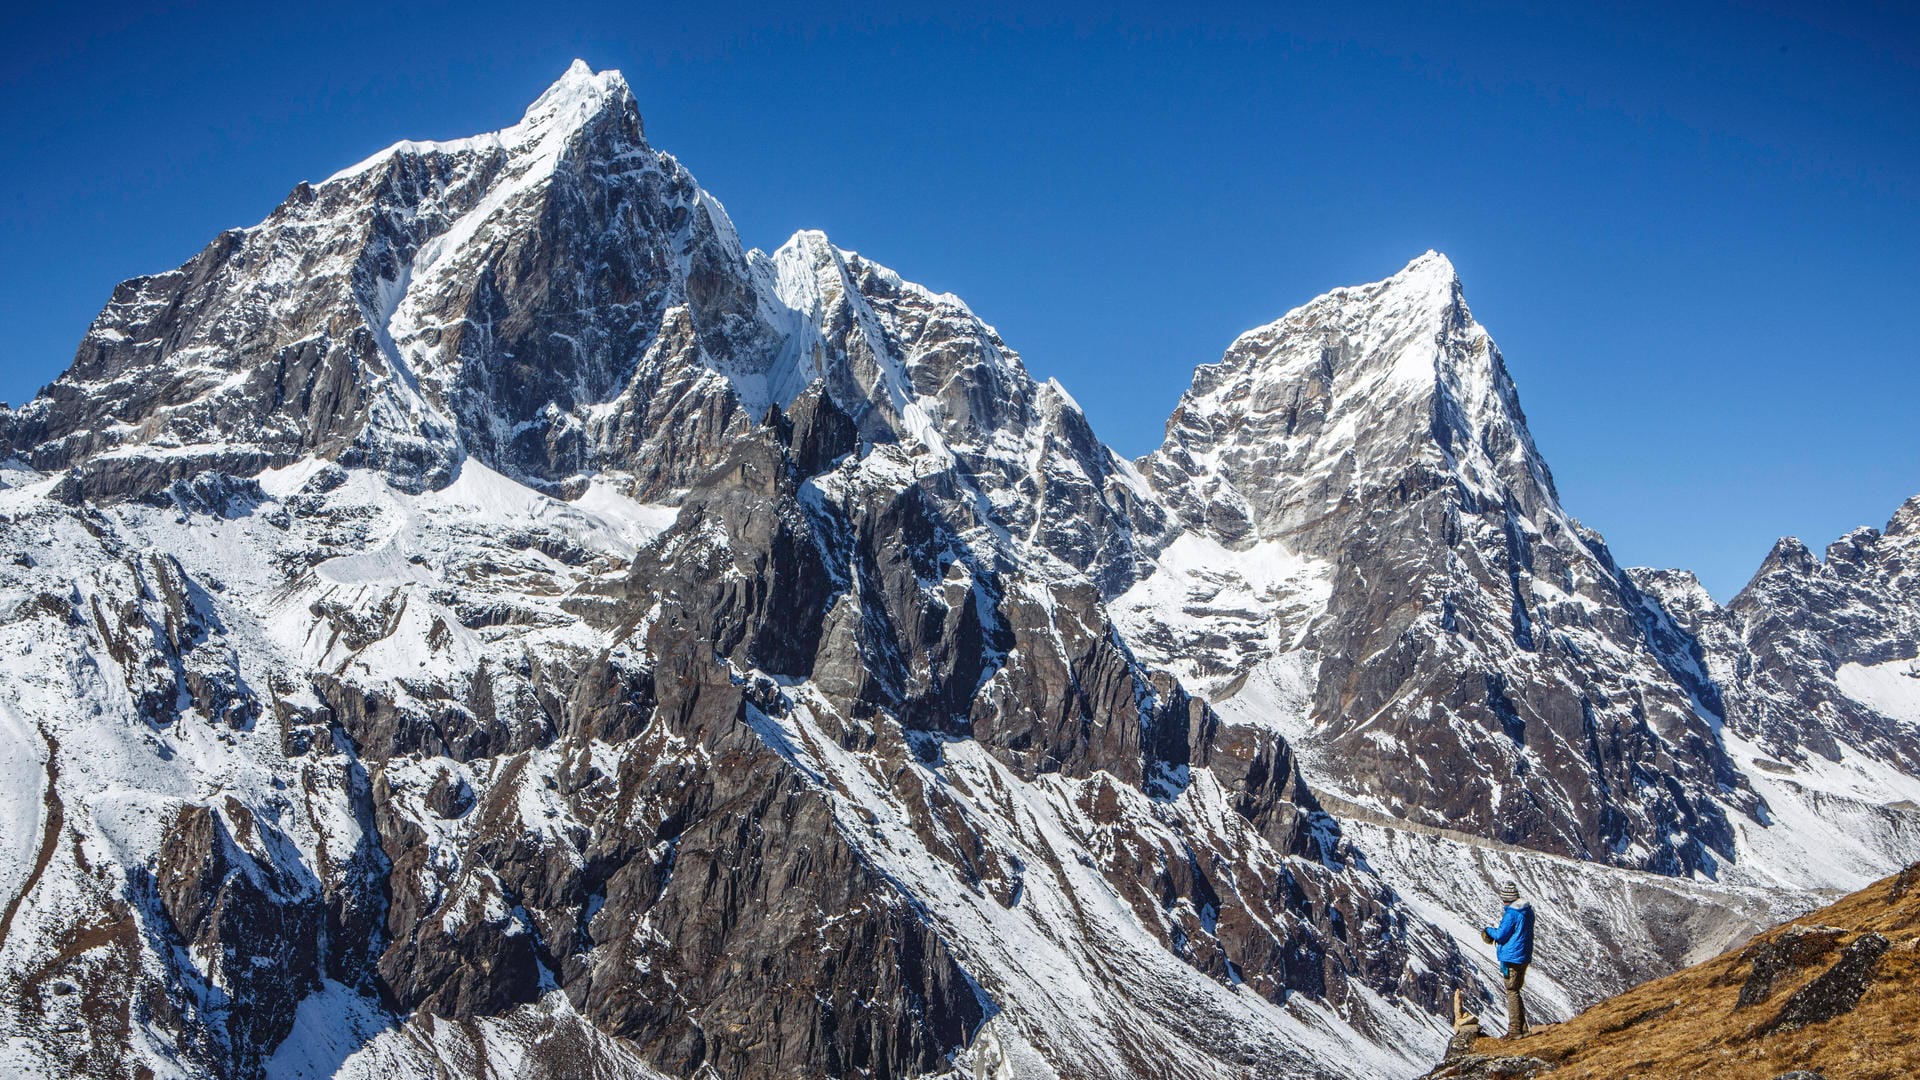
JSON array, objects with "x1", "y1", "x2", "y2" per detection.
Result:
[
  {"x1": 569, "y1": 744, "x2": 986, "y2": 1079},
  {"x1": 1887, "y1": 861, "x2": 1918, "y2": 902},
  {"x1": 1732, "y1": 924, "x2": 1844, "y2": 1008},
  {"x1": 1761, "y1": 932, "x2": 1890, "y2": 1035},
  {"x1": 159, "y1": 471, "x2": 268, "y2": 518},
  {"x1": 1418, "y1": 1052, "x2": 1551, "y2": 1079},
  {"x1": 153, "y1": 802, "x2": 323, "y2": 1077}
]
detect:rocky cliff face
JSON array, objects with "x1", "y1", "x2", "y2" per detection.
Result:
[{"x1": 1, "y1": 61, "x2": 1918, "y2": 1080}]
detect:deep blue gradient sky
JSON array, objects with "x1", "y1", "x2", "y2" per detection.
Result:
[{"x1": 3, "y1": 2, "x2": 1916, "y2": 598}]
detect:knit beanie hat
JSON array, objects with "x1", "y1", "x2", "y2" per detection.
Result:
[{"x1": 1498, "y1": 881, "x2": 1520, "y2": 903}]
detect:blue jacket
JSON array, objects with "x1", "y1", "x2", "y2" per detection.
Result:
[{"x1": 1485, "y1": 900, "x2": 1535, "y2": 965}]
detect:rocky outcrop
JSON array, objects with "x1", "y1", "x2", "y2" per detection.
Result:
[
  {"x1": 1756, "y1": 931, "x2": 1890, "y2": 1036},
  {"x1": 152, "y1": 801, "x2": 324, "y2": 1076},
  {"x1": 1731, "y1": 923, "x2": 1845, "y2": 1008},
  {"x1": 1420, "y1": 1054, "x2": 1550, "y2": 1080}
]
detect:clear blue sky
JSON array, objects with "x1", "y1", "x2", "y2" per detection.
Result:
[{"x1": 3, "y1": 2, "x2": 1916, "y2": 598}]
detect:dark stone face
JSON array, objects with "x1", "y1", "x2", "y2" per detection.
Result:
[
  {"x1": 1758, "y1": 931, "x2": 1890, "y2": 1035},
  {"x1": 1733, "y1": 924, "x2": 1844, "y2": 1009},
  {"x1": 153, "y1": 802, "x2": 324, "y2": 1077}
]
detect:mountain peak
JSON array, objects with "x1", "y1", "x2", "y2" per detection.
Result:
[
  {"x1": 324, "y1": 60, "x2": 638, "y2": 183},
  {"x1": 1219, "y1": 251, "x2": 1466, "y2": 370},
  {"x1": 1396, "y1": 248, "x2": 1457, "y2": 280},
  {"x1": 1144, "y1": 247, "x2": 1556, "y2": 548},
  {"x1": 1371, "y1": 247, "x2": 1465, "y2": 319},
  {"x1": 517, "y1": 60, "x2": 633, "y2": 139},
  {"x1": 1887, "y1": 493, "x2": 1920, "y2": 537},
  {"x1": 1384, "y1": 249, "x2": 1463, "y2": 311}
]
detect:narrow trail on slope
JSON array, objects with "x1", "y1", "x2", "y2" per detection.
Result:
[
  {"x1": 1313, "y1": 788, "x2": 1783, "y2": 933},
  {"x1": 1313, "y1": 790, "x2": 1567, "y2": 858},
  {"x1": 0, "y1": 727, "x2": 64, "y2": 956}
]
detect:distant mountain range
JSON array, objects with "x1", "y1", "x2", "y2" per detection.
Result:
[{"x1": 2, "y1": 61, "x2": 1916, "y2": 1080}]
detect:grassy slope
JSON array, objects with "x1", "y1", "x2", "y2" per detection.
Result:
[{"x1": 1463, "y1": 863, "x2": 1920, "y2": 1080}]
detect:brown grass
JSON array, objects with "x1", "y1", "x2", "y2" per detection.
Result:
[{"x1": 1466, "y1": 864, "x2": 1920, "y2": 1080}]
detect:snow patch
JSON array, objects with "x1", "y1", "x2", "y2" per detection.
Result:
[{"x1": 1836, "y1": 659, "x2": 1920, "y2": 725}]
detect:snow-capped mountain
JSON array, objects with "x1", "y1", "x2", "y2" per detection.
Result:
[
  {"x1": 1132, "y1": 249, "x2": 1759, "y2": 875},
  {"x1": 1, "y1": 62, "x2": 1917, "y2": 1080}
]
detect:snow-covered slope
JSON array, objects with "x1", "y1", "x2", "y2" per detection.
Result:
[{"x1": 2, "y1": 60, "x2": 1918, "y2": 1080}]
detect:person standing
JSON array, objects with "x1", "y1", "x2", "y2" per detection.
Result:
[{"x1": 1479, "y1": 880, "x2": 1534, "y2": 1037}]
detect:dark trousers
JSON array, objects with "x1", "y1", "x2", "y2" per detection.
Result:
[{"x1": 1502, "y1": 961, "x2": 1529, "y2": 1036}]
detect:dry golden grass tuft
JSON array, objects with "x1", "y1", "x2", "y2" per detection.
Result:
[{"x1": 1460, "y1": 863, "x2": 1920, "y2": 1080}]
